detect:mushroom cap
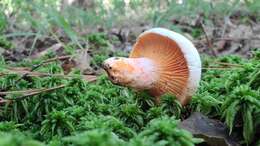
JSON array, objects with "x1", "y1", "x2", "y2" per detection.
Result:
[{"x1": 130, "y1": 28, "x2": 201, "y2": 105}]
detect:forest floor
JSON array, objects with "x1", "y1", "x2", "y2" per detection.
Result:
[{"x1": 0, "y1": 1, "x2": 259, "y2": 146}]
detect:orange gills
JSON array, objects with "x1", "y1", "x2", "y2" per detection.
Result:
[{"x1": 103, "y1": 28, "x2": 201, "y2": 105}]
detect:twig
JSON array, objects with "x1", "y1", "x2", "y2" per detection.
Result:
[
  {"x1": 1, "y1": 84, "x2": 66, "y2": 101},
  {"x1": 0, "y1": 84, "x2": 65, "y2": 95},
  {"x1": 0, "y1": 70, "x2": 97, "y2": 82},
  {"x1": 32, "y1": 55, "x2": 72, "y2": 70},
  {"x1": 44, "y1": 55, "x2": 72, "y2": 63},
  {"x1": 215, "y1": 37, "x2": 260, "y2": 41},
  {"x1": 214, "y1": 62, "x2": 243, "y2": 67},
  {"x1": 0, "y1": 97, "x2": 11, "y2": 104},
  {"x1": 1, "y1": 55, "x2": 72, "y2": 91},
  {"x1": 221, "y1": 16, "x2": 229, "y2": 39},
  {"x1": 202, "y1": 62, "x2": 243, "y2": 70},
  {"x1": 0, "y1": 88, "x2": 42, "y2": 95},
  {"x1": 31, "y1": 55, "x2": 72, "y2": 69},
  {"x1": 202, "y1": 67, "x2": 240, "y2": 70},
  {"x1": 29, "y1": 33, "x2": 40, "y2": 56},
  {"x1": 200, "y1": 21, "x2": 217, "y2": 57},
  {"x1": 15, "y1": 84, "x2": 66, "y2": 100}
]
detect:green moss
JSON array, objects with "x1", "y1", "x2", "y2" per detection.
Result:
[
  {"x1": 0, "y1": 130, "x2": 45, "y2": 146},
  {"x1": 192, "y1": 50, "x2": 260, "y2": 144},
  {"x1": 0, "y1": 36, "x2": 13, "y2": 49},
  {"x1": 0, "y1": 12, "x2": 7, "y2": 33},
  {"x1": 132, "y1": 116, "x2": 204, "y2": 146}
]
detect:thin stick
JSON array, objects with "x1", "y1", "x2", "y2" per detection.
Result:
[
  {"x1": 2, "y1": 84, "x2": 66, "y2": 101},
  {"x1": 0, "y1": 71, "x2": 97, "y2": 82},
  {"x1": 221, "y1": 16, "x2": 229, "y2": 39},
  {"x1": 200, "y1": 21, "x2": 217, "y2": 57},
  {"x1": 215, "y1": 37, "x2": 260, "y2": 41},
  {"x1": 202, "y1": 67, "x2": 240, "y2": 70},
  {"x1": 0, "y1": 84, "x2": 65, "y2": 95},
  {"x1": 1, "y1": 55, "x2": 72, "y2": 91},
  {"x1": 40, "y1": 55, "x2": 72, "y2": 64},
  {"x1": 31, "y1": 55, "x2": 72, "y2": 70},
  {"x1": 214, "y1": 62, "x2": 243, "y2": 67},
  {"x1": 0, "y1": 97, "x2": 11, "y2": 104}
]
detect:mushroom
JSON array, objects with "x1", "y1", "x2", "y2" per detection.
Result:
[{"x1": 103, "y1": 28, "x2": 201, "y2": 105}]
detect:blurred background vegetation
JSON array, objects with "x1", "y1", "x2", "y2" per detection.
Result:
[{"x1": 0, "y1": 0, "x2": 259, "y2": 58}]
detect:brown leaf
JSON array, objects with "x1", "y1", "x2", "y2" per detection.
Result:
[
  {"x1": 228, "y1": 25, "x2": 252, "y2": 39},
  {"x1": 216, "y1": 40, "x2": 228, "y2": 51},
  {"x1": 61, "y1": 59, "x2": 77, "y2": 75},
  {"x1": 74, "y1": 49, "x2": 93, "y2": 74},
  {"x1": 83, "y1": 75, "x2": 97, "y2": 82}
]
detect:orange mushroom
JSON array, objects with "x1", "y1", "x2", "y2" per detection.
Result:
[{"x1": 102, "y1": 28, "x2": 201, "y2": 105}]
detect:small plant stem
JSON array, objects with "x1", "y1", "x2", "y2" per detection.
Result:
[{"x1": 200, "y1": 21, "x2": 217, "y2": 57}]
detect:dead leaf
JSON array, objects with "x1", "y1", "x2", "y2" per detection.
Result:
[
  {"x1": 83, "y1": 75, "x2": 97, "y2": 82},
  {"x1": 74, "y1": 49, "x2": 94, "y2": 74},
  {"x1": 61, "y1": 59, "x2": 77, "y2": 74},
  {"x1": 216, "y1": 40, "x2": 228, "y2": 50},
  {"x1": 229, "y1": 25, "x2": 252, "y2": 40}
]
